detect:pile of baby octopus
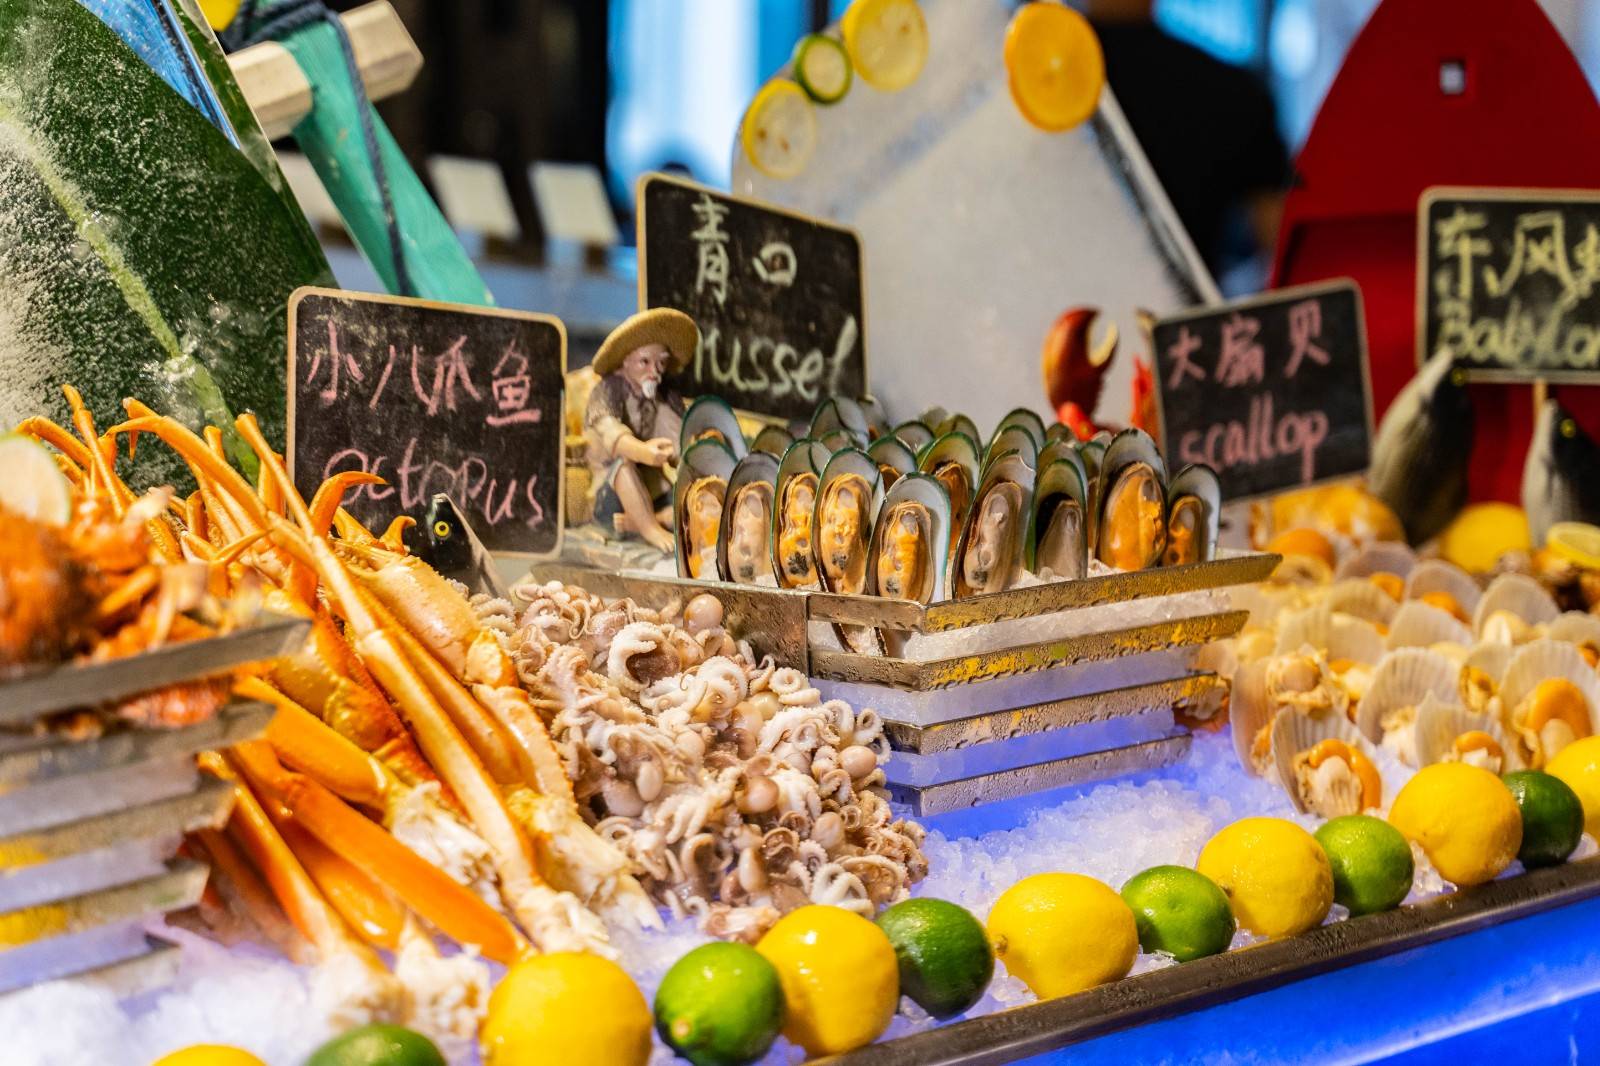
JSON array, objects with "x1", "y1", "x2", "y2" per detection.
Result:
[{"x1": 475, "y1": 579, "x2": 928, "y2": 941}]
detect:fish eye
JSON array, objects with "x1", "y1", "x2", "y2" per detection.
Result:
[
  {"x1": 1561, "y1": 419, "x2": 1578, "y2": 439},
  {"x1": 433, "y1": 520, "x2": 452, "y2": 537}
]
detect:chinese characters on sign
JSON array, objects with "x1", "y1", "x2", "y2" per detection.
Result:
[
  {"x1": 1150, "y1": 280, "x2": 1373, "y2": 501},
  {"x1": 1420, "y1": 188, "x2": 1600, "y2": 380},
  {"x1": 638, "y1": 173, "x2": 867, "y2": 421},
  {"x1": 288, "y1": 289, "x2": 566, "y2": 556}
]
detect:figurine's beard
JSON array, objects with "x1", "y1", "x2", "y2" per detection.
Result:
[{"x1": 639, "y1": 378, "x2": 658, "y2": 399}]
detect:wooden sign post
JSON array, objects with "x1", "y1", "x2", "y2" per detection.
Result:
[
  {"x1": 1419, "y1": 187, "x2": 1600, "y2": 381},
  {"x1": 1149, "y1": 279, "x2": 1373, "y2": 500},
  {"x1": 287, "y1": 287, "x2": 565, "y2": 556},
  {"x1": 636, "y1": 172, "x2": 867, "y2": 422}
]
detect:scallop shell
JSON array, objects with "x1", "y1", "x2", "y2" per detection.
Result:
[
  {"x1": 1271, "y1": 711, "x2": 1381, "y2": 816},
  {"x1": 1549, "y1": 611, "x2": 1600, "y2": 654},
  {"x1": 1472, "y1": 573, "x2": 1560, "y2": 640},
  {"x1": 1324, "y1": 579, "x2": 1399, "y2": 626},
  {"x1": 1335, "y1": 541, "x2": 1417, "y2": 581},
  {"x1": 1404, "y1": 560, "x2": 1482, "y2": 618},
  {"x1": 1274, "y1": 603, "x2": 1385, "y2": 664},
  {"x1": 1356, "y1": 647, "x2": 1458, "y2": 747},
  {"x1": 1232, "y1": 583, "x2": 1295, "y2": 631},
  {"x1": 1458, "y1": 642, "x2": 1512, "y2": 718},
  {"x1": 1385, "y1": 600, "x2": 1473, "y2": 650},
  {"x1": 1414, "y1": 694, "x2": 1519, "y2": 772},
  {"x1": 1230, "y1": 658, "x2": 1275, "y2": 775},
  {"x1": 1463, "y1": 641, "x2": 1513, "y2": 683},
  {"x1": 1500, "y1": 639, "x2": 1600, "y2": 729}
]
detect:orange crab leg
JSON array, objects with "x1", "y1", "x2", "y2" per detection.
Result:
[
  {"x1": 189, "y1": 826, "x2": 313, "y2": 964},
  {"x1": 309, "y1": 472, "x2": 387, "y2": 538},
  {"x1": 15, "y1": 416, "x2": 95, "y2": 473},
  {"x1": 379, "y1": 516, "x2": 414, "y2": 551},
  {"x1": 239, "y1": 676, "x2": 390, "y2": 809},
  {"x1": 231, "y1": 741, "x2": 526, "y2": 964},
  {"x1": 275, "y1": 820, "x2": 406, "y2": 952}
]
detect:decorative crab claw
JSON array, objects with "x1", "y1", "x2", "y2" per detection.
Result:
[{"x1": 1041, "y1": 306, "x2": 1118, "y2": 421}]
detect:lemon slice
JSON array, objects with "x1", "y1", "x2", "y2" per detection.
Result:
[
  {"x1": 794, "y1": 34, "x2": 853, "y2": 104},
  {"x1": 1004, "y1": 2, "x2": 1105, "y2": 133},
  {"x1": 742, "y1": 79, "x2": 818, "y2": 180},
  {"x1": 1548, "y1": 521, "x2": 1600, "y2": 569},
  {"x1": 841, "y1": 0, "x2": 928, "y2": 93},
  {"x1": 0, "y1": 435, "x2": 72, "y2": 527}
]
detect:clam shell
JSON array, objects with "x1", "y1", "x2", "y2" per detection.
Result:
[
  {"x1": 1324, "y1": 579, "x2": 1399, "y2": 626},
  {"x1": 1414, "y1": 694, "x2": 1519, "y2": 772},
  {"x1": 1385, "y1": 600, "x2": 1473, "y2": 650},
  {"x1": 1404, "y1": 560, "x2": 1482, "y2": 617},
  {"x1": 1473, "y1": 573, "x2": 1560, "y2": 638},
  {"x1": 1357, "y1": 647, "x2": 1458, "y2": 746},
  {"x1": 1549, "y1": 611, "x2": 1600, "y2": 653},
  {"x1": 1274, "y1": 603, "x2": 1386, "y2": 664},
  {"x1": 1271, "y1": 711, "x2": 1380, "y2": 816},
  {"x1": 1335, "y1": 541, "x2": 1417, "y2": 581},
  {"x1": 1230, "y1": 658, "x2": 1274, "y2": 775},
  {"x1": 1500, "y1": 639, "x2": 1600, "y2": 730}
]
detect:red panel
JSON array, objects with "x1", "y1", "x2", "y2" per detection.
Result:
[{"x1": 1272, "y1": 0, "x2": 1600, "y2": 503}]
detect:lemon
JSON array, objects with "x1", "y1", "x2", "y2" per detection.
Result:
[
  {"x1": 1502, "y1": 770, "x2": 1584, "y2": 868},
  {"x1": 481, "y1": 952, "x2": 652, "y2": 1066},
  {"x1": 1314, "y1": 815, "x2": 1414, "y2": 915},
  {"x1": 741, "y1": 79, "x2": 818, "y2": 180},
  {"x1": 755, "y1": 904, "x2": 898, "y2": 1056},
  {"x1": 197, "y1": 0, "x2": 242, "y2": 30},
  {"x1": 1003, "y1": 2, "x2": 1106, "y2": 133},
  {"x1": 1548, "y1": 522, "x2": 1600, "y2": 570},
  {"x1": 985, "y1": 873, "x2": 1136, "y2": 1000},
  {"x1": 1119, "y1": 865, "x2": 1235, "y2": 962},
  {"x1": 841, "y1": 0, "x2": 928, "y2": 92},
  {"x1": 1546, "y1": 736, "x2": 1600, "y2": 839},
  {"x1": 1438, "y1": 503, "x2": 1532, "y2": 574},
  {"x1": 1195, "y1": 818, "x2": 1333, "y2": 938},
  {"x1": 0, "y1": 435, "x2": 72, "y2": 526},
  {"x1": 150, "y1": 1048, "x2": 266, "y2": 1066},
  {"x1": 1388, "y1": 763, "x2": 1522, "y2": 887}
]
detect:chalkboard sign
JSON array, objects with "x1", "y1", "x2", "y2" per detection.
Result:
[
  {"x1": 1419, "y1": 187, "x2": 1600, "y2": 381},
  {"x1": 287, "y1": 288, "x2": 565, "y2": 557},
  {"x1": 1150, "y1": 280, "x2": 1372, "y2": 501},
  {"x1": 636, "y1": 172, "x2": 867, "y2": 421}
]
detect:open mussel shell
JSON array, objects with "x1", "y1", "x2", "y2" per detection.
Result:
[
  {"x1": 810, "y1": 397, "x2": 870, "y2": 449},
  {"x1": 952, "y1": 451, "x2": 1036, "y2": 598},
  {"x1": 717, "y1": 451, "x2": 780, "y2": 586},
  {"x1": 937, "y1": 412, "x2": 981, "y2": 445},
  {"x1": 1356, "y1": 647, "x2": 1458, "y2": 764},
  {"x1": 680, "y1": 395, "x2": 748, "y2": 460},
  {"x1": 867, "y1": 434, "x2": 917, "y2": 491},
  {"x1": 1078, "y1": 437, "x2": 1107, "y2": 547},
  {"x1": 1030, "y1": 457, "x2": 1089, "y2": 582},
  {"x1": 1094, "y1": 428, "x2": 1168, "y2": 572},
  {"x1": 674, "y1": 438, "x2": 737, "y2": 580},
  {"x1": 858, "y1": 395, "x2": 889, "y2": 439},
  {"x1": 772, "y1": 438, "x2": 832, "y2": 589},
  {"x1": 1272, "y1": 711, "x2": 1383, "y2": 817},
  {"x1": 751, "y1": 424, "x2": 796, "y2": 456},
  {"x1": 892, "y1": 419, "x2": 935, "y2": 454},
  {"x1": 918, "y1": 431, "x2": 982, "y2": 559},
  {"x1": 994, "y1": 406, "x2": 1046, "y2": 448},
  {"x1": 812, "y1": 448, "x2": 883, "y2": 597},
  {"x1": 1038, "y1": 438, "x2": 1086, "y2": 478},
  {"x1": 983, "y1": 423, "x2": 1040, "y2": 475},
  {"x1": 1164, "y1": 464, "x2": 1221, "y2": 567},
  {"x1": 868, "y1": 473, "x2": 951, "y2": 605},
  {"x1": 1415, "y1": 695, "x2": 1519, "y2": 773}
]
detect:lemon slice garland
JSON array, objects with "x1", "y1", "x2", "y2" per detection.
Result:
[
  {"x1": 742, "y1": 79, "x2": 819, "y2": 180},
  {"x1": 1004, "y1": 1, "x2": 1106, "y2": 133},
  {"x1": 842, "y1": 0, "x2": 929, "y2": 93},
  {"x1": 794, "y1": 33, "x2": 853, "y2": 104}
]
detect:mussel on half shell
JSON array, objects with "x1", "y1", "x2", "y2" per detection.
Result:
[
  {"x1": 681, "y1": 475, "x2": 726, "y2": 579},
  {"x1": 1163, "y1": 464, "x2": 1222, "y2": 567},
  {"x1": 816, "y1": 472, "x2": 873, "y2": 595},
  {"x1": 1032, "y1": 457, "x2": 1088, "y2": 582},
  {"x1": 954, "y1": 453, "x2": 1034, "y2": 598},
  {"x1": 724, "y1": 480, "x2": 775, "y2": 584},
  {"x1": 775, "y1": 472, "x2": 819, "y2": 587},
  {"x1": 1095, "y1": 429, "x2": 1167, "y2": 572}
]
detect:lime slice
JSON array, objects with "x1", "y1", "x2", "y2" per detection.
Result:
[
  {"x1": 1004, "y1": 1, "x2": 1105, "y2": 133},
  {"x1": 742, "y1": 79, "x2": 818, "y2": 180},
  {"x1": 794, "y1": 34, "x2": 853, "y2": 104},
  {"x1": 1548, "y1": 521, "x2": 1600, "y2": 570},
  {"x1": 841, "y1": 0, "x2": 928, "y2": 93},
  {"x1": 0, "y1": 434, "x2": 72, "y2": 526}
]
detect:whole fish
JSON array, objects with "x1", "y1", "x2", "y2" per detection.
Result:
[
  {"x1": 1523, "y1": 398, "x2": 1600, "y2": 544},
  {"x1": 1367, "y1": 350, "x2": 1474, "y2": 545},
  {"x1": 417, "y1": 494, "x2": 508, "y2": 600}
]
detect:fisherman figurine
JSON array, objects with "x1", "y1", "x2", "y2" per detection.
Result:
[{"x1": 584, "y1": 308, "x2": 700, "y2": 553}]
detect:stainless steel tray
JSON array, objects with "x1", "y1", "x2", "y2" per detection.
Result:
[{"x1": 0, "y1": 612, "x2": 308, "y2": 723}]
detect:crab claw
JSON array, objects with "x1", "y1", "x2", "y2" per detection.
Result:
[{"x1": 1041, "y1": 307, "x2": 1118, "y2": 416}]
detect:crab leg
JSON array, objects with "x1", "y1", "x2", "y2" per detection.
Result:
[
  {"x1": 274, "y1": 819, "x2": 407, "y2": 953},
  {"x1": 241, "y1": 676, "x2": 390, "y2": 810},
  {"x1": 189, "y1": 826, "x2": 312, "y2": 964}
]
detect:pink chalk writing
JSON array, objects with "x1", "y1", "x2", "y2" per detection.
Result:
[
  {"x1": 1176, "y1": 393, "x2": 1328, "y2": 484},
  {"x1": 1165, "y1": 326, "x2": 1205, "y2": 390},
  {"x1": 306, "y1": 319, "x2": 366, "y2": 404},
  {"x1": 487, "y1": 341, "x2": 542, "y2": 428},
  {"x1": 321, "y1": 437, "x2": 546, "y2": 531},
  {"x1": 1286, "y1": 299, "x2": 1329, "y2": 377},
  {"x1": 1216, "y1": 314, "x2": 1265, "y2": 387}
]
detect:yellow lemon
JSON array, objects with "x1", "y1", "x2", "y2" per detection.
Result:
[
  {"x1": 741, "y1": 79, "x2": 818, "y2": 180},
  {"x1": 1195, "y1": 817, "x2": 1333, "y2": 938},
  {"x1": 1389, "y1": 763, "x2": 1522, "y2": 886},
  {"x1": 150, "y1": 1048, "x2": 265, "y2": 1066},
  {"x1": 481, "y1": 952, "x2": 651, "y2": 1066},
  {"x1": 841, "y1": 0, "x2": 929, "y2": 92},
  {"x1": 755, "y1": 904, "x2": 899, "y2": 1056},
  {"x1": 1438, "y1": 503, "x2": 1532, "y2": 574},
  {"x1": 1003, "y1": 2, "x2": 1106, "y2": 133},
  {"x1": 985, "y1": 872, "x2": 1136, "y2": 1000},
  {"x1": 1547, "y1": 735, "x2": 1600, "y2": 839},
  {"x1": 1548, "y1": 521, "x2": 1600, "y2": 570},
  {"x1": 197, "y1": 0, "x2": 241, "y2": 31}
]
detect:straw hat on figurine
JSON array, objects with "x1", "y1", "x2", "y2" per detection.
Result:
[{"x1": 593, "y1": 308, "x2": 699, "y2": 376}]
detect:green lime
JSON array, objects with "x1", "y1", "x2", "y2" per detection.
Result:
[
  {"x1": 304, "y1": 1024, "x2": 444, "y2": 1066},
  {"x1": 793, "y1": 33, "x2": 853, "y2": 104},
  {"x1": 876, "y1": 897, "x2": 994, "y2": 1018},
  {"x1": 1119, "y1": 865, "x2": 1235, "y2": 962},
  {"x1": 1315, "y1": 815, "x2": 1415, "y2": 915},
  {"x1": 1503, "y1": 770, "x2": 1584, "y2": 868},
  {"x1": 654, "y1": 941, "x2": 785, "y2": 1066}
]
